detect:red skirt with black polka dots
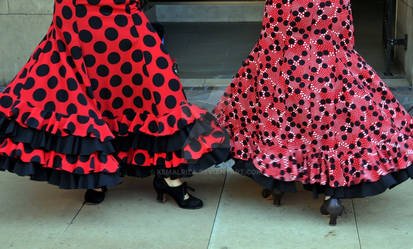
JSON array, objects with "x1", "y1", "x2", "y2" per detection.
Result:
[
  {"x1": 0, "y1": 0, "x2": 229, "y2": 189},
  {"x1": 213, "y1": 0, "x2": 413, "y2": 198}
]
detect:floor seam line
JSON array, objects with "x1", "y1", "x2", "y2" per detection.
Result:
[
  {"x1": 63, "y1": 202, "x2": 85, "y2": 233},
  {"x1": 206, "y1": 167, "x2": 228, "y2": 249},
  {"x1": 352, "y1": 199, "x2": 362, "y2": 249}
]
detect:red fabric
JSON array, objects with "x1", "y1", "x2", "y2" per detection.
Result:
[
  {"x1": 214, "y1": 0, "x2": 413, "y2": 187},
  {"x1": 0, "y1": 0, "x2": 227, "y2": 174}
]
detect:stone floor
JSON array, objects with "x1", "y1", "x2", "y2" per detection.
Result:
[{"x1": 0, "y1": 168, "x2": 412, "y2": 249}]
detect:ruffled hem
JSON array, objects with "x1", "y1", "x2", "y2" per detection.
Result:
[
  {"x1": 233, "y1": 159, "x2": 413, "y2": 199},
  {"x1": 113, "y1": 113, "x2": 220, "y2": 153},
  {"x1": 115, "y1": 103, "x2": 206, "y2": 136},
  {"x1": 0, "y1": 113, "x2": 115, "y2": 155},
  {"x1": 121, "y1": 147, "x2": 230, "y2": 179},
  {"x1": 0, "y1": 156, "x2": 122, "y2": 189},
  {"x1": 0, "y1": 99, "x2": 114, "y2": 142}
]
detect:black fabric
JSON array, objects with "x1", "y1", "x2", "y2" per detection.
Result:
[
  {"x1": 122, "y1": 147, "x2": 230, "y2": 179},
  {"x1": 113, "y1": 113, "x2": 217, "y2": 153},
  {"x1": 0, "y1": 156, "x2": 122, "y2": 189},
  {"x1": 0, "y1": 112, "x2": 230, "y2": 188},
  {"x1": 233, "y1": 159, "x2": 413, "y2": 199},
  {"x1": 0, "y1": 113, "x2": 115, "y2": 155}
]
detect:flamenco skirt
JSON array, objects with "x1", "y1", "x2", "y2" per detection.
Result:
[
  {"x1": 0, "y1": 0, "x2": 230, "y2": 189},
  {"x1": 213, "y1": 0, "x2": 413, "y2": 198}
]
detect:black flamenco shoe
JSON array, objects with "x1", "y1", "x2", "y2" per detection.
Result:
[
  {"x1": 84, "y1": 187, "x2": 108, "y2": 204},
  {"x1": 153, "y1": 177, "x2": 203, "y2": 209},
  {"x1": 262, "y1": 188, "x2": 284, "y2": 206},
  {"x1": 320, "y1": 198, "x2": 344, "y2": 226}
]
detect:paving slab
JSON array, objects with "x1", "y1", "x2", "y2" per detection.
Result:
[
  {"x1": 208, "y1": 171, "x2": 360, "y2": 249},
  {"x1": 0, "y1": 173, "x2": 84, "y2": 249},
  {"x1": 354, "y1": 180, "x2": 413, "y2": 249},
  {"x1": 54, "y1": 169, "x2": 227, "y2": 249}
]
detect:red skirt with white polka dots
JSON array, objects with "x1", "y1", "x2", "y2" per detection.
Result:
[
  {"x1": 0, "y1": 0, "x2": 229, "y2": 189},
  {"x1": 213, "y1": 0, "x2": 412, "y2": 198}
]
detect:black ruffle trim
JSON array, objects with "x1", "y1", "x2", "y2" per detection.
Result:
[
  {"x1": 113, "y1": 113, "x2": 218, "y2": 153},
  {"x1": 0, "y1": 114, "x2": 115, "y2": 155},
  {"x1": 233, "y1": 159, "x2": 413, "y2": 199},
  {"x1": 121, "y1": 147, "x2": 230, "y2": 179},
  {"x1": 0, "y1": 156, "x2": 122, "y2": 189}
]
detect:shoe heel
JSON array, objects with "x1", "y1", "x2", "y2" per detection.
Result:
[
  {"x1": 272, "y1": 193, "x2": 283, "y2": 206},
  {"x1": 272, "y1": 190, "x2": 284, "y2": 206},
  {"x1": 156, "y1": 190, "x2": 167, "y2": 203},
  {"x1": 326, "y1": 198, "x2": 344, "y2": 226},
  {"x1": 329, "y1": 214, "x2": 338, "y2": 226},
  {"x1": 262, "y1": 189, "x2": 272, "y2": 198}
]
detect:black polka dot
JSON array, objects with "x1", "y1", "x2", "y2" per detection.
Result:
[
  {"x1": 84, "y1": 54, "x2": 96, "y2": 67},
  {"x1": 23, "y1": 77, "x2": 35, "y2": 90},
  {"x1": 143, "y1": 88, "x2": 151, "y2": 100},
  {"x1": 55, "y1": 16, "x2": 63, "y2": 29},
  {"x1": 148, "y1": 121, "x2": 158, "y2": 133},
  {"x1": 77, "y1": 116, "x2": 90, "y2": 124},
  {"x1": 27, "y1": 117, "x2": 39, "y2": 128},
  {"x1": 168, "y1": 79, "x2": 180, "y2": 91},
  {"x1": 132, "y1": 50, "x2": 143, "y2": 62},
  {"x1": 123, "y1": 108, "x2": 136, "y2": 121},
  {"x1": 107, "y1": 52, "x2": 120, "y2": 64},
  {"x1": 156, "y1": 57, "x2": 168, "y2": 69},
  {"x1": 89, "y1": 16, "x2": 103, "y2": 29},
  {"x1": 121, "y1": 62, "x2": 132, "y2": 74},
  {"x1": 132, "y1": 13, "x2": 142, "y2": 25},
  {"x1": 59, "y1": 66, "x2": 67, "y2": 77},
  {"x1": 144, "y1": 52, "x2": 152, "y2": 64},
  {"x1": 153, "y1": 91, "x2": 161, "y2": 104},
  {"x1": 33, "y1": 89, "x2": 47, "y2": 102},
  {"x1": 62, "y1": 6, "x2": 73, "y2": 20},
  {"x1": 114, "y1": 15, "x2": 128, "y2": 27},
  {"x1": 134, "y1": 153, "x2": 146, "y2": 165},
  {"x1": 110, "y1": 75, "x2": 122, "y2": 87},
  {"x1": 130, "y1": 26, "x2": 139, "y2": 37},
  {"x1": 134, "y1": 96, "x2": 143, "y2": 108},
  {"x1": 0, "y1": 96, "x2": 13, "y2": 108},
  {"x1": 182, "y1": 106, "x2": 192, "y2": 117},
  {"x1": 19, "y1": 68, "x2": 27, "y2": 79},
  {"x1": 88, "y1": 0, "x2": 100, "y2": 5},
  {"x1": 119, "y1": 39, "x2": 132, "y2": 51},
  {"x1": 132, "y1": 74, "x2": 143, "y2": 85},
  {"x1": 67, "y1": 78, "x2": 78, "y2": 91},
  {"x1": 67, "y1": 103, "x2": 77, "y2": 114},
  {"x1": 56, "y1": 89, "x2": 69, "y2": 102},
  {"x1": 43, "y1": 41, "x2": 52, "y2": 52},
  {"x1": 105, "y1": 28, "x2": 118, "y2": 41},
  {"x1": 79, "y1": 30, "x2": 93, "y2": 42},
  {"x1": 50, "y1": 51, "x2": 61, "y2": 64},
  {"x1": 143, "y1": 35, "x2": 156, "y2": 47},
  {"x1": 112, "y1": 97, "x2": 123, "y2": 109},
  {"x1": 189, "y1": 140, "x2": 202, "y2": 152},
  {"x1": 71, "y1": 46, "x2": 82, "y2": 59},
  {"x1": 36, "y1": 64, "x2": 50, "y2": 77},
  {"x1": 167, "y1": 115, "x2": 176, "y2": 127},
  {"x1": 57, "y1": 40, "x2": 66, "y2": 52},
  {"x1": 97, "y1": 65, "x2": 109, "y2": 77},
  {"x1": 94, "y1": 41, "x2": 107, "y2": 53},
  {"x1": 153, "y1": 74, "x2": 164, "y2": 87},
  {"x1": 76, "y1": 5, "x2": 87, "y2": 18},
  {"x1": 122, "y1": 86, "x2": 133, "y2": 97},
  {"x1": 100, "y1": 5, "x2": 113, "y2": 16},
  {"x1": 165, "y1": 96, "x2": 177, "y2": 109},
  {"x1": 99, "y1": 88, "x2": 112, "y2": 99},
  {"x1": 47, "y1": 76, "x2": 58, "y2": 89},
  {"x1": 77, "y1": 93, "x2": 87, "y2": 105}
]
